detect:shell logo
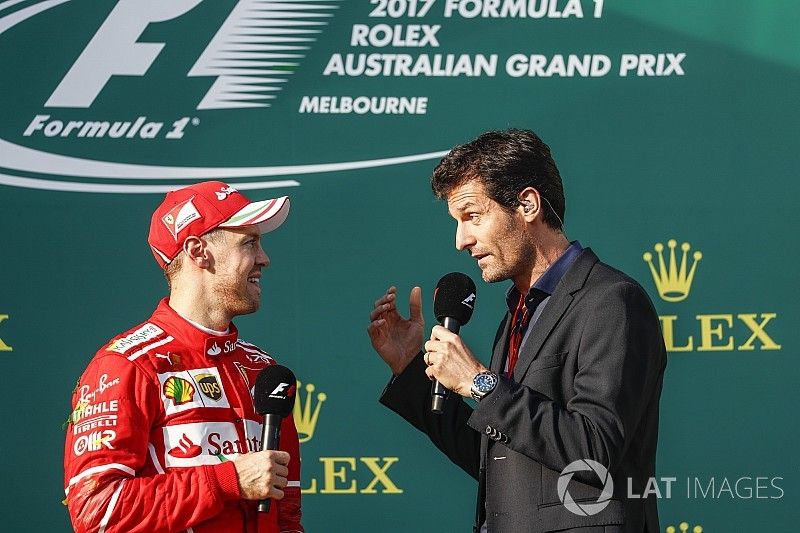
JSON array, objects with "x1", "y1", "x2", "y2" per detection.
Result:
[{"x1": 163, "y1": 376, "x2": 196, "y2": 405}]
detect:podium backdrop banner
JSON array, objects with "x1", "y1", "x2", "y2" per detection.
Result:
[{"x1": 1, "y1": 0, "x2": 797, "y2": 530}]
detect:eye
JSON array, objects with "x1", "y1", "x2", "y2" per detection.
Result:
[{"x1": 467, "y1": 213, "x2": 481, "y2": 222}]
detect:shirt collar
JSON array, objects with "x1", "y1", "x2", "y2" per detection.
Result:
[
  {"x1": 505, "y1": 241, "x2": 583, "y2": 313},
  {"x1": 151, "y1": 298, "x2": 239, "y2": 358}
]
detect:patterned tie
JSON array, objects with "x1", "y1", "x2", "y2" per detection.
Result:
[{"x1": 506, "y1": 289, "x2": 548, "y2": 377}]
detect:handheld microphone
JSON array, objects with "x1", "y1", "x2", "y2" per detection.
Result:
[
  {"x1": 253, "y1": 365, "x2": 297, "y2": 513},
  {"x1": 431, "y1": 272, "x2": 477, "y2": 414}
]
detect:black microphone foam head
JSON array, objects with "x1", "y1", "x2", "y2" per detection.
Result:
[
  {"x1": 433, "y1": 272, "x2": 477, "y2": 325},
  {"x1": 253, "y1": 365, "x2": 297, "y2": 417}
]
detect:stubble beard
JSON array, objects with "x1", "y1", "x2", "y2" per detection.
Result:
[
  {"x1": 213, "y1": 276, "x2": 260, "y2": 317},
  {"x1": 480, "y1": 216, "x2": 535, "y2": 284},
  {"x1": 481, "y1": 247, "x2": 533, "y2": 284}
]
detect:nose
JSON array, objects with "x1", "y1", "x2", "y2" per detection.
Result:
[
  {"x1": 256, "y1": 244, "x2": 270, "y2": 268},
  {"x1": 455, "y1": 221, "x2": 476, "y2": 251}
]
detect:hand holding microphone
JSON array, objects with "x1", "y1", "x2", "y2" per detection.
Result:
[
  {"x1": 426, "y1": 272, "x2": 481, "y2": 413},
  {"x1": 233, "y1": 365, "x2": 296, "y2": 510},
  {"x1": 233, "y1": 449, "x2": 290, "y2": 502}
]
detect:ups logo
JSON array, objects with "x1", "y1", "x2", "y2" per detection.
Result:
[{"x1": 196, "y1": 374, "x2": 223, "y2": 401}]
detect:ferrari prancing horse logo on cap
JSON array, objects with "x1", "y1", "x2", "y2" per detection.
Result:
[{"x1": 162, "y1": 197, "x2": 202, "y2": 240}]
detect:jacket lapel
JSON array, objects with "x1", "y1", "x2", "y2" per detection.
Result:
[
  {"x1": 512, "y1": 249, "x2": 599, "y2": 382},
  {"x1": 489, "y1": 314, "x2": 511, "y2": 374}
]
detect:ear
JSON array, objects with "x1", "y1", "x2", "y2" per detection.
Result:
[
  {"x1": 517, "y1": 187, "x2": 542, "y2": 222},
  {"x1": 183, "y1": 236, "x2": 211, "y2": 269}
]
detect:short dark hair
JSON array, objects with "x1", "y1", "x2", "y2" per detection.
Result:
[{"x1": 431, "y1": 129, "x2": 565, "y2": 230}]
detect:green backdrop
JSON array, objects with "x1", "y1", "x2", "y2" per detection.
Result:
[{"x1": 1, "y1": 0, "x2": 797, "y2": 531}]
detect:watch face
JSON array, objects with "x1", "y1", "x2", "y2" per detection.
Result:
[{"x1": 474, "y1": 372, "x2": 498, "y2": 393}]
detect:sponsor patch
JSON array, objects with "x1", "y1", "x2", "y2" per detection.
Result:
[
  {"x1": 155, "y1": 352, "x2": 183, "y2": 368},
  {"x1": 162, "y1": 420, "x2": 262, "y2": 468},
  {"x1": 163, "y1": 376, "x2": 196, "y2": 405},
  {"x1": 168, "y1": 433, "x2": 202, "y2": 459},
  {"x1": 195, "y1": 373, "x2": 223, "y2": 401},
  {"x1": 162, "y1": 197, "x2": 201, "y2": 240},
  {"x1": 215, "y1": 186, "x2": 237, "y2": 200},
  {"x1": 74, "y1": 430, "x2": 116, "y2": 456},
  {"x1": 205, "y1": 333, "x2": 238, "y2": 357},
  {"x1": 73, "y1": 414, "x2": 118, "y2": 435},
  {"x1": 107, "y1": 323, "x2": 164, "y2": 354},
  {"x1": 69, "y1": 399, "x2": 119, "y2": 425},
  {"x1": 78, "y1": 373, "x2": 120, "y2": 404},
  {"x1": 206, "y1": 342, "x2": 222, "y2": 356},
  {"x1": 157, "y1": 367, "x2": 230, "y2": 415}
]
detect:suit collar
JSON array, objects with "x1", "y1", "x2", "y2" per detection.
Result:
[
  {"x1": 151, "y1": 298, "x2": 240, "y2": 358},
  {"x1": 511, "y1": 248, "x2": 599, "y2": 381},
  {"x1": 560, "y1": 247, "x2": 599, "y2": 295}
]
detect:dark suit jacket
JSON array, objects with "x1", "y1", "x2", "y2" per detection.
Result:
[{"x1": 380, "y1": 249, "x2": 666, "y2": 532}]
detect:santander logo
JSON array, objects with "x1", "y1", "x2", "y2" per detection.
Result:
[
  {"x1": 168, "y1": 433, "x2": 202, "y2": 459},
  {"x1": 162, "y1": 421, "x2": 263, "y2": 466}
]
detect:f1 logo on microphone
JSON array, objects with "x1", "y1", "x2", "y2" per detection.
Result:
[
  {"x1": 269, "y1": 382, "x2": 296, "y2": 399},
  {"x1": 461, "y1": 293, "x2": 476, "y2": 309},
  {"x1": 271, "y1": 383, "x2": 289, "y2": 396}
]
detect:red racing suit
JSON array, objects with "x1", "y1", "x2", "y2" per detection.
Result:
[{"x1": 64, "y1": 299, "x2": 302, "y2": 533}]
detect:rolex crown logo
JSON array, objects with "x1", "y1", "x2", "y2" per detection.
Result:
[
  {"x1": 643, "y1": 239, "x2": 702, "y2": 302},
  {"x1": 292, "y1": 381, "x2": 326, "y2": 443},
  {"x1": 665, "y1": 522, "x2": 702, "y2": 533}
]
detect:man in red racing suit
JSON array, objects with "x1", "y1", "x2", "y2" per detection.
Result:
[{"x1": 64, "y1": 181, "x2": 302, "y2": 532}]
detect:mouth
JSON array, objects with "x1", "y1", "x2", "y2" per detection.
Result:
[
  {"x1": 247, "y1": 274, "x2": 261, "y2": 290},
  {"x1": 472, "y1": 253, "x2": 490, "y2": 266}
]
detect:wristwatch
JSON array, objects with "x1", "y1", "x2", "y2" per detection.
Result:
[{"x1": 471, "y1": 371, "x2": 499, "y2": 401}]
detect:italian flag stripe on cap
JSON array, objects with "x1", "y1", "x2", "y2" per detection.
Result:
[{"x1": 224, "y1": 199, "x2": 277, "y2": 226}]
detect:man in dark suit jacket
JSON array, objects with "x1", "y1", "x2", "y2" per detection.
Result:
[{"x1": 368, "y1": 129, "x2": 666, "y2": 532}]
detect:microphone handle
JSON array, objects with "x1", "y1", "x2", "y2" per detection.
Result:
[
  {"x1": 431, "y1": 317, "x2": 461, "y2": 414},
  {"x1": 258, "y1": 413, "x2": 283, "y2": 513}
]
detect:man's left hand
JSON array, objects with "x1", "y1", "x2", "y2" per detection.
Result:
[{"x1": 423, "y1": 325, "x2": 487, "y2": 397}]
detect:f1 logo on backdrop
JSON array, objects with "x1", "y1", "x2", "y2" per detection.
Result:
[
  {"x1": 0, "y1": 0, "x2": 446, "y2": 193},
  {"x1": 46, "y1": 0, "x2": 331, "y2": 110}
]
